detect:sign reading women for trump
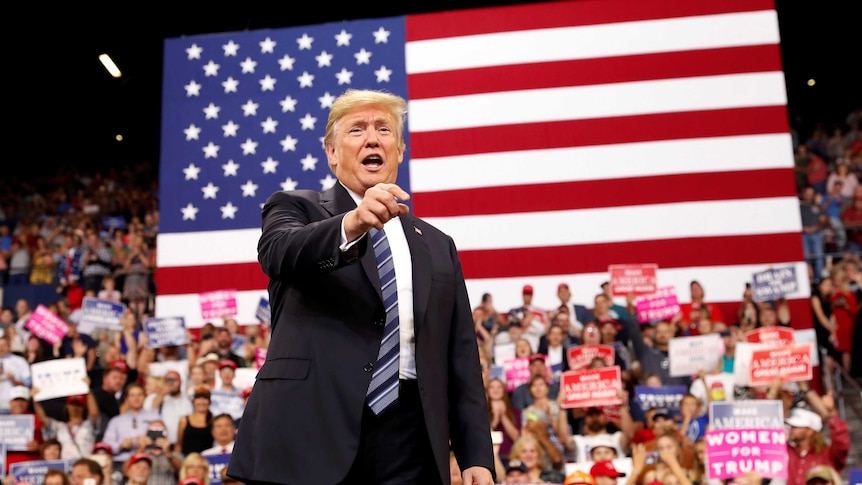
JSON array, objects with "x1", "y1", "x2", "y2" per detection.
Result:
[
  {"x1": 30, "y1": 358, "x2": 89, "y2": 402},
  {"x1": 748, "y1": 342, "x2": 812, "y2": 386},
  {"x1": 560, "y1": 366, "x2": 622, "y2": 409},
  {"x1": 706, "y1": 400, "x2": 786, "y2": 480},
  {"x1": 668, "y1": 333, "x2": 723, "y2": 377},
  {"x1": 25, "y1": 305, "x2": 69, "y2": 345},
  {"x1": 144, "y1": 317, "x2": 189, "y2": 348},
  {"x1": 199, "y1": 289, "x2": 238, "y2": 320},
  {"x1": 504, "y1": 356, "x2": 534, "y2": 393},
  {"x1": 567, "y1": 344, "x2": 615, "y2": 371},
  {"x1": 608, "y1": 264, "x2": 658, "y2": 296},
  {"x1": 634, "y1": 286, "x2": 680, "y2": 323}
]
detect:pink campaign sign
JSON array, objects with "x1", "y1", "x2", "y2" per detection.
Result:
[
  {"x1": 705, "y1": 428, "x2": 788, "y2": 480},
  {"x1": 635, "y1": 286, "x2": 681, "y2": 323},
  {"x1": 503, "y1": 357, "x2": 533, "y2": 392},
  {"x1": 199, "y1": 289, "x2": 238, "y2": 320},
  {"x1": 25, "y1": 305, "x2": 70, "y2": 345}
]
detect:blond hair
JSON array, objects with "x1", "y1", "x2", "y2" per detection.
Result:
[{"x1": 323, "y1": 89, "x2": 407, "y2": 155}]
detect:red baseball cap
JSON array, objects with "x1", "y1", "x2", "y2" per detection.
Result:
[
  {"x1": 93, "y1": 442, "x2": 113, "y2": 454},
  {"x1": 129, "y1": 452, "x2": 153, "y2": 467},
  {"x1": 558, "y1": 282, "x2": 569, "y2": 290},
  {"x1": 109, "y1": 360, "x2": 129, "y2": 373},
  {"x1": 66, "y1": 394, "x2": 87, "y2": 405},
  {"x1": 218, "y1": 359, "x2": 238, "y2": 370},
  {"x1": 590, "y1": 460, "x2": 626, "y2": 478},
  {"x1": 522, "y1": 285, "x2": 533, "y2": 295}
]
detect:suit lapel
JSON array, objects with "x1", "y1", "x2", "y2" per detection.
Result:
[{"x1": 402, "y1": 214, "x2": 430, "y2": 334}]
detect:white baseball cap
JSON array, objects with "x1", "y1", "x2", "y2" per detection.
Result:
[
  {"x1": 785, "y1": 408, "x2": 822, "y2": 432},
  {"x1": 9, "y1": 386, "x2": 30, "y2": 401}
]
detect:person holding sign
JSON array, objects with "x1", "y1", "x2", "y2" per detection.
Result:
[
  {"x1": 228, "y1": 89, "x2": 494, "y2": 485},
  {"x1": 784, "y1": 382, "x2": 849, "y2": 485},
  {"x1": 3, "y1": 385, "x2": 43, "y2": 473}
]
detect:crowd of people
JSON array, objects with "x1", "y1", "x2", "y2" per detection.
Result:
[{"x1": 0, "y1": 109, "x2": 860, "y2": 485}]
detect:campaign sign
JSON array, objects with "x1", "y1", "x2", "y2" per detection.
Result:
[
  {"x1": 206, "y1": 453, "x2": 231, "y2": 485},
  {"x1": 9, "y1": 460, "x2": 67, "y2": 485},
  {"x1": 749, "y1": 343, "x2": 813, "y2": 386},
  {"x1": 567, "y1": 344, "x2": 615, "y2": 371},
  {"x1": 0, "y1": 415, "x2": 35, "y2": 451},
  {"x1": 744, "y1": 327, "x2": 795, "y2": 348},
  {"x1": 25, "y1": 305, "x2": 69, "y2": 345},
  {"x1": 493, "y1": 342, "x2": 516, "y2": 367},
  {"x1": 668, "y1": 334, "x2": 723, "y2": 377},
  {"x1": 560, "y1": 366, "x2": 623, "y2": 409},
  {"x1": 633, "y1": 385, "x2": 688, "y2": 415},
  {"x1": 634, "y1": 286, "x2": 680, "y2": 324},
  {"x1": 752, "y1": 266, "x2": 798, "y2": 302},
  {"x1": 30, "y1": 358, "x2": 89, "y2": 402},
  {"x1": 144, "y1": 317, "x2": 189, "y2": 348},
  {"x1": 709, "y1": 400, "x2": 784, "y2": 430},
  {"x1": 209, "y1": 390, "x2": 245, "y2": 420},
  {"x1": 705, "y1": 428, "x2": 788, "y2": 480},
  {"x1": 609, "y1": 264, "x2": 658, "y2": 296},
  {"x1": 503, "y1": 357, "x2": 533, "y2": 393},
  {"x1": 199, "y1": 289, "x2": 238, "y2": 320},
  {"x1": 255, "y1": 297, "x2": 271, "y2": 323},
  {"x1": 78, "y1": 297, "x2": 125, "y2": 332}
]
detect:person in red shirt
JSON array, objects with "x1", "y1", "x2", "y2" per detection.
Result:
[
  {"x1": 676, "y1": 280, "x2": 725, "y2": 336},
  {"x1": 784, "y1": 383, "x2": 849, "y2": 485},
  {"x1": 4, "y1": 386, "x2": 44, "y2": 473}
]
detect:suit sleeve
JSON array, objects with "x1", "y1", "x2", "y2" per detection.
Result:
[
  {"x1": 257, "y1": 191, "x2": 363, "y2": 282},
  {"x1": 446, "y1": 236, "x2": 496, "y2": 476}
]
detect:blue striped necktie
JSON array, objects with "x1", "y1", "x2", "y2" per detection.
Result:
[{"x1": 366, "y1": 228, "x2": 399, "y2": 415}]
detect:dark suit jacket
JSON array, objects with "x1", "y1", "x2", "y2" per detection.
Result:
[{"x1": 227, "y1": 185, "x2": 494, "y2": 485}]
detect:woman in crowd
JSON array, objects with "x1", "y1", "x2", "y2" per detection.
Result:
[
  {"x1": 486, "y1": 377, "x2": 520, "y2": 462},
  {"x1": 509, "y1": 435, "x2": 565, "y2": 483},
  {"x1": 42, "y1": 469, "x2": 71, "y2": 485},
  {"x1": 175, "y1": 388, "x2": 214, "y2": 455},
  {"x1": 520, "y1": 375, "x2": 570, "y2": 470},
  {"x1": 514, "y1": 337, "x2": 534, "y2": 358},
  {"x1": 179, "y1": 453, "x2": 212, "y2": 485},
  {"x1": 29, "y1": 235, "x2": 55, "y2": 285},
  {"x1": 829, "y1": 263, "x2": 857, "y2": 373},
  {"x1": 32, "y1": 391, "x2": 99, "y2": 460}
]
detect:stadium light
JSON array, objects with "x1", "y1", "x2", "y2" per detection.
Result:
[{"x1": 99, "y1": 53, "x2": 122, "y2": 78}]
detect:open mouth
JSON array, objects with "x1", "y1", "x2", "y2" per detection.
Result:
[{"x1": 362, "y1": 155, "x2": 383, "y2": 168}]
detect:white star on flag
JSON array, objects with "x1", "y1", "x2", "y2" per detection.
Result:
[
  {"x1": 241, "y1": 138, "x2": 258, "y2": 155},
  {"x1": 222, "y1": 121, "x2": 239, "y2": 137},
  {"x1": 354, "y1": 48, "x2": 372, "y2": 65},
  {"x1": 299, "y1": 114, "x2": 317, "y2": 130},
  {"x1": 320, "y1": 174, "x2": 337, "y2": 190},
  {"x1": 241, "y1": 57, "x2": 257, "y2": 73},
  {"x1": 261, "y1": 117, "x2": 279, "y2": 134},
  {"x1": 280, "y1": 135, "x2": 298, "y2": 152},
  {"x1": 297, "y1": 33, "x2": 313, "y2": 50},
  {"x1": 259, "y1": 75, "x2": 277, "y2": 91},
  {"x1": 278, "y1": 54, "x2": 296, "y2": 71},
  {"x1": 374, "y1": 65, "x2": 393, "y2": 83},
  {"x1": 335, "y1": 68, "x2": 353, "y2": 85},
  {"x1": 203, "y1": 103, "x2": 220, "y2": 119},
  {"x1": 259, "y1": 37, "x2": 277, "y2": 53},
  {"x1": 240, "y1": 180, "x2": 259, "y2": 197},
  {"x1": 181, "y1": 203, "x2": 199, "y2": 220},
  {"x1": 300, "y1": 154, "x2": 318, "y2": 171},
  {"x1": 261, "y1": 158, "x2": 279, "y2": 174},
  {"x1": 280, "y1": 177, "x2": 299, "y2": 191},
  {"x1": 183, "y1": 163, "x2": 201, "y2": 181},
  {"x1": 202, "y1": 142, "x2": 220, "y2": 159},
  {"x1": 201, "y1": 183, "x2": 219, "y2": 199},
  {"x1": 185, "y1": 43, "x2": 202, "y2": 59},
  {"x1": 222, "y1": 77, "x2": 239, "y2": 93},
  {"x1": 222, "y1": 160, "x2": 240, "y2": 176},
  {"x1": 372, "y1": 27, "x2": 390, "y2": 44},
  {"x1": 297, "y1": 71, "x2": 315, "y2": 88},
  {"x1": 220, "y1": 202, "x2": 239, "y2": 219},
  {"x1": 222, "y1": 40, "x2": 240, "y2": 56},
  {"x1": 203, "y1": 60, "x2": 220, "y2": 77},
  {"x1": 184, "y1": 80, "x2": 202, "y2": 97},
  {"x1": 241, "y1": 100, "x2": 260, "y2": 116},
  {"x1": 184, "y1": 124, "x2": 201, "y2": 141},
  {"x1": 335, "y1": 29, "x2": 352, "y2": 46},
  {"x1": 316, "y1": 51, "x2": 334, "y2": 67}
]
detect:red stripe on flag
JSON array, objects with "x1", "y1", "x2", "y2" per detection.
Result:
[
  {"x1": 458, "y1": 233, "x2": 804, "y2": 279},
  {"x1": 155, "y1": 264, "x2": 268, "y2": 295},
  {"x1": 155, "y1": 232, "x2": 804, "y2": 296},
  {"x1": 406, "y1": 0, "x2": 775, "y2": 41},
  {"x1": 413, "y1": 169, "x2": 797, "y2": 217},
  {"x1": 409, "y1": 107, "x2": 790, "y2": 159},
  {"x1": 408, "y1": 45, "x2": 783, "y2": 99}
]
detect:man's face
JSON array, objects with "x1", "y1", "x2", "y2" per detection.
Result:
[
  {"x1": 653, "y1": 323, "x2": 673, "y2": 346},
  {"x1": 505, "y1": 471, "x2": 529, "y2": 484},
  {"x1": 0, "y1": 338, "x2": 9, "y2": 357},
  {"x1": 590, "y1": 446, "x2": 616, "y2": 462},
  {"x1": 165, "y1": 372, "x2": 182, "y2": 395},
  {"x1": 15, "y1": 299, "x2": 29, "y2": 316},
  {"x1": 600, "y1": 322, "x2": 617, "y2": 342},
  {"x1": 585, "y1": 411, "x2": 607, "y2": 432},
  {"x1": 760, "y1": 308, "x2": 777, "y2": 326},
  {"x1": 557, "y1": 286, "x2": 571, "y2": 303},
  {"x1": 547, "y1": 326, "x2": 564, "y2": 346},
  {"x1": 104, "y1": 369, "x2": 126, "y2": 392},
  {"x1": 212, "y1": 417, "x2": 236, "y2": 444},
  {"x1": 594, "y1": 295, "x2": 609, "y2": 313},
  {"x1": 216, "y1": 330, "x2": 232, "y2": 349},
  {"x1": 127, "y1": 461, "x2": 151, "y2": 484},
  {"x1": 71, "y1": 464, "x2": 101, "y2": 485},
  {"x1": 326, "y1": 105, "x2": 404, "y2": 195},
  {"x1": 125, "y1": 386, "x2": 146, "y2": 410}
]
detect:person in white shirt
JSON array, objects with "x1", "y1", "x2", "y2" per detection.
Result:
[
  {"x1": 201, "y1": 413, "x2": 236, "y2": 456},
  {"x1": 145, "y1": 370, "x2": 192, "y2": 446},
  {"x1": 0, "y1": 333, "x2": 31, "y2": 412}
]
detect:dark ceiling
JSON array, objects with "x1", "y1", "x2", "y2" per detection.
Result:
[{"x1": 13, "y1": 1, "x2": 859, "y2": 178}]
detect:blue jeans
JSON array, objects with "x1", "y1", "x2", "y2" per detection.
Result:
[{"x1": 803, "y1": 231, "x2": 825, "y2": 282}]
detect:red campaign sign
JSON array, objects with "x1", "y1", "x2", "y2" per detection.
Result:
[
  {"x1": 567, "y1": 344, "x2": 616, "y2": 371},
  {"x1": 744, "y1": 327, "x2": 795, "y2": 347},
  {"x1": 560, "y1": 366, "x2": 623, "y2": 409},
  {"x1": 749, "y1": 343, "x2": 813, "y2": 386},
  {"x1": 609, "y1": 264, "x2": 658, "y2": 296}
]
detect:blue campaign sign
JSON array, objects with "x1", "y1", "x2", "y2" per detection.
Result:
[
  {"x1": 709, "y1": 400, "x2": 784, "y2": 430},
  {"x1": 79, "y1": 297, "x2": 125, "y2": 331},
  {"x1": 206, "y1": 453, "x2": 231, "y2": 485},
  {"x1": 751, "y1": 266, "x2": 798, "y2": 302},
  {"x1": 0, "y1": 415, "x2": 35, "y2": 451},
  {"x1": 633, "y1": 385, "x2": 688, "y2": 415},
  {"x1": 10, "y1": 459, "x2": 67, "y2": 485},
  {"x1": 255, "y1": 297, "x2": 271, "y2": 323},
  {"x1": 144, "y1": 317, "x2": 189, "y2": 348}
]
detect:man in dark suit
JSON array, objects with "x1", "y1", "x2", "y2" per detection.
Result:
[{"x1": 227, "y1": 89, "x2": 494, "y2": 485}]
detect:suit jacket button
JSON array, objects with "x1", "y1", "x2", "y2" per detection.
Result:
[{"x1": 363, "y1": 362, "x2": 374, "y2": 372}]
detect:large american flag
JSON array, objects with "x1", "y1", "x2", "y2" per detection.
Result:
[{"x1": 156, "y1": 0, "x2": 810, "y2": 328}]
